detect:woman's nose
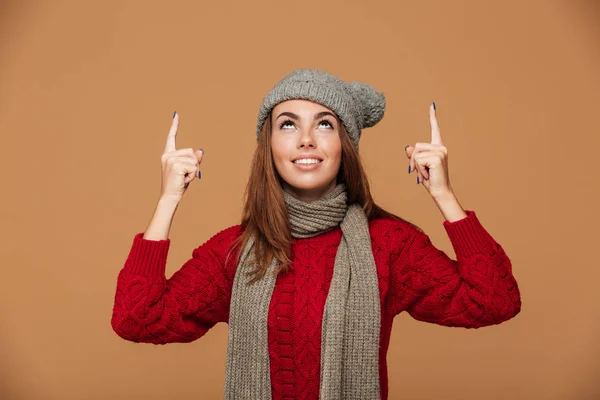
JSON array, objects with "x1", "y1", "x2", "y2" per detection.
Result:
[{"x1": 298, "y1": 131, "x2": 315, "y2": 148}]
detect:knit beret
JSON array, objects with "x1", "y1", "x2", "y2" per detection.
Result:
[{"x1": 256, "y1": 68, "x2": 386, "y2": 149}]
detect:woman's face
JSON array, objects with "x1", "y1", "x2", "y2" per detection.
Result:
[{"x1": 271, "y1": 99, "x2": 342, "y2": 201}]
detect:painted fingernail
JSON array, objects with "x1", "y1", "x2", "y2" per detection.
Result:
[
  {"x1": 432, "y1": 102, "x2": 436, "y2": 111},
  {"x1": 184, "y1": 182, "x2": 189, "y2": 188},
  {"x1": 173, "y1": 111, "x2": 177, "y2": 118},
  {"x1": 417, "y1": 176, "x2": 420, "y2": 184},
  {"x1": 408, "y1": 165, "x2": 411, "y2": 174},
  {"x1": 197, "y1": 170, "x2": 202, "y2": 179}
]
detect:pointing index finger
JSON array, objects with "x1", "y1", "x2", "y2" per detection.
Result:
[
  {"x1": 430, "y1": 102, "x2": 443, "y2": 145},
  {"x1": 164, "y1": 111, "x2": 179, "y2": 154}
]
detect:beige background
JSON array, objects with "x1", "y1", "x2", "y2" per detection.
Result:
[{"x1": 1, "y1": 0, "x2": 598, "y2": 399}]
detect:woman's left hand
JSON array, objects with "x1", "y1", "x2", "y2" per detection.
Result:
[{"x1": 405, "y1": 102, "x2": 453, "y2": 199}]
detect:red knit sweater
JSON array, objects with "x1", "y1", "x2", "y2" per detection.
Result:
[{"x1": 111, "y1": 210, "x2": 521, "y2": 399}]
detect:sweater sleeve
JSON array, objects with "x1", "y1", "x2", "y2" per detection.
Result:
[
  {"x1": 390, "y1": 210, "x2": 521, "y2": 328},
  {"x1": 110, "y1": 225, "x2": 242, "y2": 344}
]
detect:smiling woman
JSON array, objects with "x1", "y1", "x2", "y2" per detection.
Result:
[
  {"x1": 111, "y1": 68, "x2": 522, "y2": 400},
  {"x1": 270, "y1": 100, "x2": 343, "y2": 201},
  {"x1": 235, "y1": 93, "x2": 415, "y2": 283}
]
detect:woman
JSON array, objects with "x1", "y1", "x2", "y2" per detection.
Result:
[{"x1": 111, "y1": 68, "x2": 521, "y2": 400}]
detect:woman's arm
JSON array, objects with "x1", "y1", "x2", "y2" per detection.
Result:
[
  {"x1": 390, "y1": 210, "x2": 521, "y2": 328},
  {"x1": 110, "y1": 225, "x2": 242, "y2": 343}
]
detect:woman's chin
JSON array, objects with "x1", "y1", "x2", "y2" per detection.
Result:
[
  {"x1": 285, "y1": 179, "x2": 326, "y2": 190},
  {"x1": 282, "y1": 178, "x2": 337, "y2": 198}
]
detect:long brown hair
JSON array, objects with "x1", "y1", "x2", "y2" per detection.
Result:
[{"x1": 227, "y1": 112, "x2": 423, "y2": 283}]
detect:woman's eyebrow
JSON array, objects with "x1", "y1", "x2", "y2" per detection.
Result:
[{"x1": 275, "y1": 111, "x2": 338, "y2": 121}]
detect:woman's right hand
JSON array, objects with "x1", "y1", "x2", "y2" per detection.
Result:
[{"x1": 159, "y1": 112, "x2": 204, "y2": 201}]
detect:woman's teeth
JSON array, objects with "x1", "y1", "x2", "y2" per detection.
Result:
[{"x1": 293, "y1": 159, "x2": 321, "y2": 164}]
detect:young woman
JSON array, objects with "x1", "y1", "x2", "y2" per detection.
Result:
[{"x1": 111, "y1": 68, "x2": 521, "y2": 400}]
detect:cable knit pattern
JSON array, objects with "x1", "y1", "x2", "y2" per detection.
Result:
[
  {"x1": 111, "y1": 210, "x2": 521, "y2": 399},
  {"x1": 270, "y1": 230, "x2": 340, "y2": 399}
]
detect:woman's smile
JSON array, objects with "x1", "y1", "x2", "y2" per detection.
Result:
[{"x1": 291, "y1": 154, "x2": 324, "y2": 171}]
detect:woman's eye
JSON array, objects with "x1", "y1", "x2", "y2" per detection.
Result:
[
  {"x1": 319, "y1": 120, "x2": 333, "y2": 129},
  {"x1": 280, "y1": 120, "x2": 294, "y2": 129}
]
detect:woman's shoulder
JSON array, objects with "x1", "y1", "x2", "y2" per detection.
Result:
[
  {"x1": 209, "y1": 224, "x2": 245, "y2": 240},
  {"x1": 192, "y1": 224, "x2": 245, "y2": 257},
  {"x1": 368, "y1": 216, "x2": 422, "y2": 247}
]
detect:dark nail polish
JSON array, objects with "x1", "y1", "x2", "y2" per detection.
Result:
[
  {"x1": 173, "y1": 111, "x2": 177, "y2": 118},
  {"x1": 417, "y1": 176, "x2": 420, "y2": 184},
  {"x1": 197, "y1": 170, "x2": 202, "y2": 179},
  {"x1": 408, "y1": 165, "x2": 411, "y2": 174},
  {"x1": 432, "y1": 102, "x2": 436, "y2": 111},
  {"x1": 184, "y1": 182, "x2": 189, "y2": 188}
]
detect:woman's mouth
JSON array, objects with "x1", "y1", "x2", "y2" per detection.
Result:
[{"x1": 292, "y1": 158, "x2": 323, "y2": 171}]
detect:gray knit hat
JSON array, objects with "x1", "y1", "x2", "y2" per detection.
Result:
[{"x1": 256, "y1": 68, "x2": 386, "y2": 149}]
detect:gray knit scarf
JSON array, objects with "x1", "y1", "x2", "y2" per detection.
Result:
[{"x1": 224, "y1": 183, "x2": 381, "y2": 399}]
